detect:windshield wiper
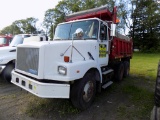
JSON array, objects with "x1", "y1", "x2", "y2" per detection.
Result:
[
  {"x1": 54, "y1": 39, "x2": 68, "y2": 40},
  {"x1": 84, "y1": 38, "x2": 97, "y2": 40}
]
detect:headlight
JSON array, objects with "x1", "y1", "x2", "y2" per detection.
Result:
[{"x1": 58, "y1": 66, "x2": 67, "y2": 75}]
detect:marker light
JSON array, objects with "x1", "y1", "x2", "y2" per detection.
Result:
[{"x1": 64, "y1": 56, "x2": 70, "y2": 62}]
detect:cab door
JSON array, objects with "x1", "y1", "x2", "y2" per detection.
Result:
[{"x1": 98, "y1": 23, "x2": 109, "y2": 66}]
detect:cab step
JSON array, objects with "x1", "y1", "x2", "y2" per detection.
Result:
[
  {"x1": 102, "y1": 69, "x2": 113, "y2": 75},
  {"x1": 102, "y1": 81, "x2": 113, "y2": 89}
]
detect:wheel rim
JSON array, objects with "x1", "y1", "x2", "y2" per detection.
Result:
[{"x1": 83, "y1": 81, "x2": 94, "y2": 102}]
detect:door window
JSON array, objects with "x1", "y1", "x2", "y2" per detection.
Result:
[{"x1": 100, "y1": 24, "x2": 107, "y2": 40}]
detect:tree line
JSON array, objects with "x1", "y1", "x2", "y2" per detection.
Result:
[
  {"x1": 131, "y1": 0, "x2": 160, "y2": 52},
  {"x1": 0, "y1": 0, "x2": 159, "y2": 52},
  {"x1": 0, "y1": 17, "x2": 39, "y2": 35}
]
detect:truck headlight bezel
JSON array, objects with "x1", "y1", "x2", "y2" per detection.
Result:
[{"x1": 58, "y1": 66, "x2": 67, "y2": 75}]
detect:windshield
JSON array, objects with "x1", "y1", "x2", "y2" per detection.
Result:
[
  {"x1": 10, "y1": 35, "x2": 30, "y2": 47},
  {"x1": 0, "y1": 38, "x2": 7, "y2": 44},
  {"x1": 54, "y1": 19, "x2": 99, "y2": 40}
]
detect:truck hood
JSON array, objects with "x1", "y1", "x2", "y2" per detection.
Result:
[
  {"x1": 15, "y1": 40, "x2": 98, "y2": 79},
  {"x1": 0, "y1": 46, "x2": 16, "y2": 54},
  {"x1": 42, "y1": 40, "x2": 98, "y2": 77},
  {"x1": 44, "y1": 40, "x2": 97, "y2": 62},
  {"x1": 18, "y1": 40, "x2": 93, "y2": 62},
  {"x1": 0, "y1": 46, "x2": 16, "y2": 64},
  {"x1": 17, "y1": 41, "x2": 50, "y2": 48}
]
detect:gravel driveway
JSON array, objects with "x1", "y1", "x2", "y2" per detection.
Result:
[{"x1": 0, "y1": 76, "x2": 155, "y2": 120}]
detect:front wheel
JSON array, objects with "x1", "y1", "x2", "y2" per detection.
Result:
[
  {"x1": 2, "y1": 63, "x2": 14, "y2": 83},
  {"x1": 70, "y1": 71, "x2": 96, "y2": 110}
]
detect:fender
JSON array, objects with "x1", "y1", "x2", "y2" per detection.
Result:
[{"x1": 44, "y1": 60, "x2": 102, "y2": 82}]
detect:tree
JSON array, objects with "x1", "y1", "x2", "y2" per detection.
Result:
[
  {"x1": 20, "y1": 17, "x2": 38, "y2": 34},
  {"x1": 43, "y1": 9, "x2": 55, "y2": 37},
  {"x1": 0, "y1": 24, "x2": 22, "y2": 35},
  {"x1": 116, "y1": 0, "x2": 131, "y2": 34},
  {"x1": 0, "y1": 17, "x2": 38, "y2": 35},
  {"x1": 0, "y1": 26, "x2": 14, "y2": 35},
  {"x1": 132, "y1": 0, "x2": 160, "y2": 52}
]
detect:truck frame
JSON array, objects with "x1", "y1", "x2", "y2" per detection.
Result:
[{"x1": 11, "y1": 5, "x2": 133, "y2": 110}]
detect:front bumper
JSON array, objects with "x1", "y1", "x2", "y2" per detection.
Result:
[
  {"x1": 0, "y1": 65, "x2": 6, "y2": 74},
  {"x1": 11, "y1": 71, "x2": 70, "y2": 98}
]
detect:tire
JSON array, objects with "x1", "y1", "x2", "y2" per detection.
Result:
[
  {"x1": 155, "y1": 62, "x2": 160, "y2": 107},
  {"x1": 114, "y1": 62, "x2": 124, "y2": 81},
  {"x1": 70, "y1": 71, "x2": 96, "y2": 110},
  {"x1": 2, "y1": 63, "x2": 15, "y2": 83},
  {"x1": 123, "y1": 61, "x2": 130, "y2": 78}
]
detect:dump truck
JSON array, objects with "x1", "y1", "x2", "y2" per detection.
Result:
[
  {"x1": 11, "y1": 5, "x2": 133, "y2": 110},
  {"x1": 0, "y1": 35, "x2": 13, "y2": 47}
]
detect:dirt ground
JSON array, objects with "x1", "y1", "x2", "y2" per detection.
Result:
[{"x1": 0, "y1": 75, "x2": 155, "y2": 120}]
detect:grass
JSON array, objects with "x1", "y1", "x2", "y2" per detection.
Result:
[
  {"x1": 117, "y1": 52, "x2": 160, "y2": 120},
  {"x1": 130, "y1": 52, "x2": 160, "y2": 79},
  {"x1": 25, "y1": 97, "x2": 80, "y2": 118},
  {"x1": 117, "y1": 77, "x2": 154, "y2": 120}
]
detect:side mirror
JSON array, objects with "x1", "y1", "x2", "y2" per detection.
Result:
[{"x1": 110, "y1": 24, "x2": 116, "y2": 36}]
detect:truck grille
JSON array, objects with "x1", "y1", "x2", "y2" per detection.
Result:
[{"x1": 16, "y1": 47, "x2": 39, "y2": 75}]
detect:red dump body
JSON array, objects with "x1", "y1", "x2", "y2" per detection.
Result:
[
  {"x1": 65, "y1": 5, "x2": 133, "y2": 60},
  {"x1": 65, "y1": 6, "x2": 113, "y2": 22},
  {"x1": 0, "y1": 35, "x2": 13, "y2": 47},
  {"x1": 110, "y1": 37, "x2": 133, "y2": 60}
]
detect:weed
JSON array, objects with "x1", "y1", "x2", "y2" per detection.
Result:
[{"x1": 26, "y1": 97, "x2": 80, "y2": 118}]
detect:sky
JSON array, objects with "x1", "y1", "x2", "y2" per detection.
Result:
[{"x1": 0, "y1": 0, "x2": 61, "y2": 30}]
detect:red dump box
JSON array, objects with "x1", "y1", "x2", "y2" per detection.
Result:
[
  {"x1": 110, "y1": 37, "x2": 133, "y2": 60},
  {"x1": 65, "y1": 5, "x2": 113, "y2": 22}
]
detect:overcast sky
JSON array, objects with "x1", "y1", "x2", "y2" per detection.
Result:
[{"x1": 0, "y1": 0, "x2": 60, "y2": 30}]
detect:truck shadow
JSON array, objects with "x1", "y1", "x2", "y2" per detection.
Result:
[{"x1": 0, "y1": 75, "x2": 12, "y2": 85}]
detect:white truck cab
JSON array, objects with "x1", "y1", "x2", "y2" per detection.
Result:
[{"x1": 0, "y1": 34, "x2": 47, "y2": 82}]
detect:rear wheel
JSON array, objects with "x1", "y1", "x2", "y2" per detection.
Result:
[
  {"x1": 3, "y1": 63, "x2": 14, "y2": 83},
  {"x1": 114, "y1": 62, "x2": 124, "y2": 81},
  {"x1": 70, "y1": 71, "x2": 96, "y2": 110},
  {"x1": 123, "y1": 61, "x2": 130, "y2": 78},
  {"x1": 155, "y1": 62, "x2": 160, "y2": 107}
]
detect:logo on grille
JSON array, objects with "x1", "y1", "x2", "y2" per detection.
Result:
[{"x1": 28, "y1": 69, "x2": 38, "y2": 75}]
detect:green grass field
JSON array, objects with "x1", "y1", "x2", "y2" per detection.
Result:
[
  {"x1": 130, "y1": 52, "x2": 160, "y2": 79},
  {"x1": 117, "y1": 52, "x2": 160, "y2": 119}
]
